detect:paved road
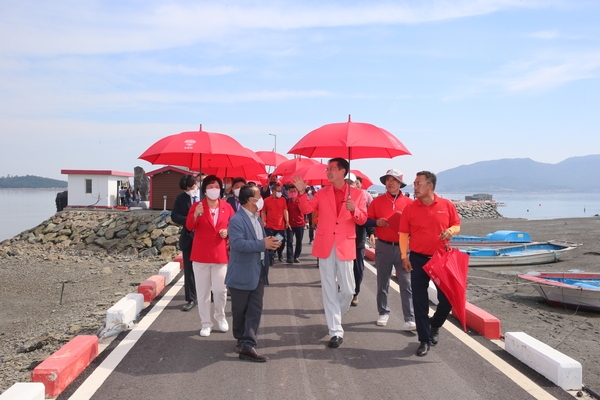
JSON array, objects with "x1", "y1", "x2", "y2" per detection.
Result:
[{"x1": 60, "y1": 240, "x2": 572, "y2": 400}]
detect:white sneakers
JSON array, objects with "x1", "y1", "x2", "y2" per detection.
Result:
[
  {"x1": 218, "y1": 318, "x2": 229, "y2": 332},
  {"x1": 376, "y1": 314, "x2": 389, "y2": 326},
  {"x1": 402, "y1": 320, "x2": 417, "y2": 331},
  {"x1": 199, "y1": 327, "x2": 211, "y2": 337}
]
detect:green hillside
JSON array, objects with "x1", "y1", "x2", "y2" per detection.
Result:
[{"x1": 0, "y1": 175, "x2": 67, "y2": 189}]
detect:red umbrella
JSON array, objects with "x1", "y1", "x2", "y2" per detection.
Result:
[
  {"x1": 281, "y1": 162, "x2": 329, "y2": 186},
  {"x1": 139, "y1": 125, "x2": 258, "y2": 172},
  {"x1": 350, "y1": 169, "x2": 373, "y2": 189},
  {"x1": 288, "y1": 115, "x2": 411, "y2": 160},
  {"x1": 423, "y1": 246, "x2": 470, "y2": 331},
  {"x1": 203, "y1": 148, "x2": 267, "y2": 180},
  {"x1": 255, "y1": 151, "x2": 288, "y2": 167},
  {"x1": 271, "y1": 157, "x2": 320, "y2": 176}
]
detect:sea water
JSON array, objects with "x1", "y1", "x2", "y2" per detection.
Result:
[
  {"x1": 0, "y1": 188, "x2": 64, "y2": 242},
  {"x1": 1, "y1": 189, "x2": 599, "y2": 242}
]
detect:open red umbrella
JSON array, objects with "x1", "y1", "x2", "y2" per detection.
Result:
[
  {"x1": 202, "y1": 148, "x2": 267, "y2": 180},
  {"x1": 350, "y1": 169, "x2": 373, "y2": 189},
  {"x1": 288, "y1": 115, "x2": 411, "y2": 160},
  {"x1": 281, "y1": 162, "x2": 329, "y2": 186},
  {"x1": 255, "y1": 151, "x2": 288, "y2": 167},
  {"x1": 271, "y1": 157, "x2": 320, "y2": 176},
  {"x1": 423, "y1": 245, "x2": 470, "y2": 331},
  {"x1": 139, "y1": 125, "x2": 259, "y2": 172}
]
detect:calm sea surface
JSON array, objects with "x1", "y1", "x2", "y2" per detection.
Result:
[{"x1": 1, "y1": 189, "x2": 599, "y2": 242}]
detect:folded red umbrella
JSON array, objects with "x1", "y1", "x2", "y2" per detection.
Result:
[{"x1": 423, "y1": 245, "x2": 470, "y2": 331}]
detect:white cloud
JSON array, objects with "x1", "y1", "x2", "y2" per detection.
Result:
[
  {"x1": 0, "y1": 0, "x2": 552, "y2": 57},
  {"x1": 531, "y1": 30, "x2": 560, "y2": 39}
]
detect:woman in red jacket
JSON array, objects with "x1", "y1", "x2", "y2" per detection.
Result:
[{"x1": 186, "y1": 175, "x2": 235, "y2": 337}]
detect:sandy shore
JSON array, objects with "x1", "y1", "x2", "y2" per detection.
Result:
[{"x1": 462, "y1": 217, "x2": 600, "y2": 393}]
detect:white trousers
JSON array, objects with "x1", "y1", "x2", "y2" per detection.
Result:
[
  {"x1": 319, "y1": 250, "x2": 355, "y2": 338},
  {"x1": 192, "y1": 262, "x2": 228, "y2": 329}
]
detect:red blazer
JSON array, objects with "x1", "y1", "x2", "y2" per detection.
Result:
[
  {"x1": 298, "y1": 184, "x2": 367, "y2": 261},
  {"x1": 186, "y1": 199, "x2": 235, "y2": 263}
]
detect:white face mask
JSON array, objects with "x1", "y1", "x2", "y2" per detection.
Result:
[
  {"x1": 275, "y1": 192, "x2": 282, "y2": 198},
  {"x1": 205, "y1": 188, "x2": 221, "y2": 200},
  {"x1": 233, "y1": 188, "x2": 241, "y2": 198},
  {"x1": 224, "y1": 183, "x2": 232, "y2": 190},
  {"x1": 186, "y1": 188, "x2": 200, "y2": 198},
  {"x1": 255, "y1": 197, "x2": 264, "y2": 211}
]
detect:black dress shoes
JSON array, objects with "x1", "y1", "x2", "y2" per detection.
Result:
[
  {"x1": 239, "y1": 348, "x2": 268, "y2": 363},
  {"x1": 235, "y1": 343, "x2": 242, "y2": 354},
  {"x1": 181, "y1": 301, "x2": 196, "y2": 312},
  {"x1": 328, "y1": 336, "x2": 343, "y2": 348},
  {"x1": 416, "y1": 342, "x2": 430, "y2": 357},
  {"x1": 430, "y1": 326, "x2": 440, "y2": 346}
]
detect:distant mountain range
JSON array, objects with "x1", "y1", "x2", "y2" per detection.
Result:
[
  {"x1": 433, "y1": 155, "x2": 600, "y2": 192},
  {"x1": 0, "y1": 175, "x2": 67, "y2": 189}
]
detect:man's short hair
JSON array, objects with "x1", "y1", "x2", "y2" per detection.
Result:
[
  {"x1": 232, "y1": 177, "x2": 247, "y2": 187},
  {"x1": 328, "y1": 157, "x2": 349, "y2": 175},
  {"x1": 179, "y1": 175, "x2": 197, "y2": 190},
  {"x1": 239, "y1": 185, "x2": 258, "y2": 205},
  {"x1": 416, "y1": 171, "x2": 437, "y2": 190}
]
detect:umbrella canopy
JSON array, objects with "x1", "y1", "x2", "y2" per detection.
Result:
[
  {"x1": 288, "y1": 115, "x2": 411, "y2": 160},
  {"x1": 271, "y1": 157, "x2": 320, "y2": 176},
  {"x1": 350, "y1": 169, "x2": 373, "y2": 189},
  {"x1": 255, "y1": 151, "x2": 289, "y2": 167},
  {"x1": 281, "y1": 162, "x2": 329, "y2": 186},
  {"x1": 139, "y1": 125, "x2": 258, "y2": 172},
  {"x1": 423, "y1": 246, "x2": 470, "y2": 331},
  {"x1": 202, "y1": 148, "x2": 267, "y2": 180}
]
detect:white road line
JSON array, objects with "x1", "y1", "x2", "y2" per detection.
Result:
[
  {"x1": 363, "y1": 260, "x2": 557, "y2": 400},
  {"x1": 68, "y1": 277, "x2": 184, "y2": 400}
]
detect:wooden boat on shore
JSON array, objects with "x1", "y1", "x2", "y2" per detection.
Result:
[
  {"x1": 451, "y1": 230, "x2": 531, "y2": 247},
  {"x1": 462, "y1": 241, "x2": 578, "y2": 267},
  {"x1": 518, "y1": 272, "x2": 600, "y2": 312}
]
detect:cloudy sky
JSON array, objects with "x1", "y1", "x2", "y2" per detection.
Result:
[{"x1": 1, "y1": 0, "x2": 599, "y2": 185}]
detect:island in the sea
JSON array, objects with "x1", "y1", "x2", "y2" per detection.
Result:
[{"x1": 0, "y1": 175, "x2": 67, "y2": 189}]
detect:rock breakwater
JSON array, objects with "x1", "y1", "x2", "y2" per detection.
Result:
[
  {"x1": 454, "y1": 202, "x2": 504, "y2": 219},
  {"x1": 0, "y1": 210, "x2": 183, "y2": 259}
]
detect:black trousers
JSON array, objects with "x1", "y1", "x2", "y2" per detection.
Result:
[
  {"x1": 229, "y1": 279, "x2": 265, "y2": 350},
  {"x1": 286, "y1": 226, "x2": 304, "y2": 260},
  {"x1": 353, "y1": 247, "x2": 365, "y2": 295},
  {"x1": 410, "y1": 251, "x2": 452, "y2": 344},
  {"x1": 182, "y1": 246, "x2": 197, "y2": 302}
]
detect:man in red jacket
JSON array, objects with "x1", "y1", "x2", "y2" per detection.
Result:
[{"x1": 293, "y1": 158, "x2": 367, "y2": 349}]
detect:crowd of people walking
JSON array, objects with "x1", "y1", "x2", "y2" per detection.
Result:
[{"x1": 170, "y1": 160, "x2": 460, "y2": 362}]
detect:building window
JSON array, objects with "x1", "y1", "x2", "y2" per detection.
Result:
[{"x1": 85, "y1": 179, "x2": 92, "y2": 194}]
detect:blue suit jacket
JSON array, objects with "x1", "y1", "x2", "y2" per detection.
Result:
[{"x1": 225, "y1": 207, "x2": 271, "y2": 290}]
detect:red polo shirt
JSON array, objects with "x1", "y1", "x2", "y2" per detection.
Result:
[
  {"x1": 367, "y1": 192, "x2": 412, "y2": 242},
  {"x1": 399, "y1": 194, "x2": 460, "y2": 256},
  {"x1": 287, "y1": 198, "x2": 305, "y2": 228},
  {"x1": 263, "y1": 196, "x2": 288, "y2": 230}
]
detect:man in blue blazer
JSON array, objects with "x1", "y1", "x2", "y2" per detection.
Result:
[
  {"x1": 226, "y1": 177, "x2": 246, "y2": 212},
  {"x1": 226, "y1": 185, "x2": 281, "y2": 362}
]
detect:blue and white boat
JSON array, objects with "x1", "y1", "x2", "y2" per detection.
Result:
[
  {"x1": 451, "y1": 230, "x2": 531, "y2": 247},
  {"x1": 461, "y1": 241, "x2": 578, "y2": 267},
  {"x1": 519, "y1": 272, "x2": 600, "y2": 312}
]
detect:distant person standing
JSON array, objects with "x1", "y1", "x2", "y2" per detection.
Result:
[
  {"x1": 226, "y1": 185, "x2": 281, "y2": 362},
  {"x1": 400, "y1": 171, "x2": 460, "y2": 357},
  {"x1": 285, "y1": 185, "x2": 304, "y2": 263},
  {"x1": 293, "y1": 158, "x2": 367, "y2": 348},
  {"x1": 172, "y1": 175, "x2": 200, "y2": 312},
  {"x1": 262, "y1": 183, "x2": 289, "y2": 263},
  {"x1": 119, "y1": 186, "x2": 126, "y2": 206},
  {"x1": 367, "y1": 169, "x2": 415, "y2": 330}
]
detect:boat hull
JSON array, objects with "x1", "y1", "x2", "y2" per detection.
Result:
[
  {"x1": 463, "y1": 242, "x2": 577, "y2": 267},
  {"x1": 518, "y1": 273, "x2": 600, "y2": 312}
]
